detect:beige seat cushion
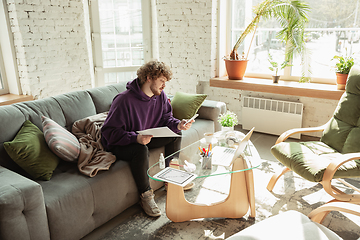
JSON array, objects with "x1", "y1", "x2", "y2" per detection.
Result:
[{"x1": 226, "y1": 211, "x2": 342, "y2": 240}]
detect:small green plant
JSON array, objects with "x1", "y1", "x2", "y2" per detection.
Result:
[
  {"x1": 332, "y1": 55, "x2": 354, "y2": 74},
  {"x1": 268, "y1": 53, "x2": 292, "y2": 76},
  {"x1": 218, "y1": 111, "x2": 238, "y2": 127}
]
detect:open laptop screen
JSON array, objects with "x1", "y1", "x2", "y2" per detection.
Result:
[{"x1": 212, "y1": 127, "x2": 255, "y2": 166}]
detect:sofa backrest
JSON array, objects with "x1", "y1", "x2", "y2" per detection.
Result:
[
  {"x1": 86, "y1": 81, "x2": 128, "y2": 114},
  {"x1": 51, "y1": 91, "x2": 97, "y2": 131},
  {"x1": 0, "y1": 105, "x2": 31, "y2": 176},
  {"x1": 0, "y1": 82, "x2": 128, "y2": 177}
]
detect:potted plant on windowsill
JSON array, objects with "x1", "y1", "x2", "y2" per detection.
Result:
[
  {"x1": 224, "y1": 0, "x2": 310, "y2": 80},
  {"x1": 332, "y1": 55, "x2": 354, "y2": 90},
  {"x1": 268, "y1": 53, "x2": 292, "y2": 83}
]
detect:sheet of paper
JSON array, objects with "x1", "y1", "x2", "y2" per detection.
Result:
[{"x1": 137, "y1": 126, "x2": 180, "y2": 137}]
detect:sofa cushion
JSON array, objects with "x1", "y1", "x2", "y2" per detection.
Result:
[
  {"x1": 0, "y1": 166, "x2": 50, "y2": 240},
  {"x1": 111, "y1": 81, "x2": 129, "y2": 93},
  {"x1": 0, "y1": 105, "x2": 30, "y2": 175},
  {"x1": 86, "y1": 82, "x2": 128, "y2": 113},
  {"x1": 51, "y1": 91, "x2": 97, "y2": 131},
  {"x1": 4, "y1": 120, "x2": 60, "y2": 181},
  {"x1": 171, "y1": 91, "x2": 207, "y2": 120},
  {"x1": 40, "y1": 160, "x2": 139, "y2": 240},
  {"x1": 42, "y1": 116, "x2": 80, "y2": 162},
  {"x1": 13, "y1": 97, "x2": 65, "y2": 131}
]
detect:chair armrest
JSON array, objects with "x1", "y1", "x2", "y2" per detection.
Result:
[
  {"x1": 321, "y1": 153, "x2": 360, "y2": 202},
  {"x1": 0, "y1": 166, "x2": 50, "y2": 240},
  {"x1": 197, "y1": 99, "x2": 226, "y2": 132},
  {"x1": 275, "y1": 124, "x2": 327, "y2": 144},
  {"x1": 308, "y1": 202, "x2": 360, "y2": 223}
]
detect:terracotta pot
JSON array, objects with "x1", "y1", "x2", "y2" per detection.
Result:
[
  {"x1": 272, "y1": 75, "x2": 280, "y2": 83},
  {"x1": 224, "y1": 59, "x2": 248, "y2": 80},
  {"x1": 336, "y1": 73, "x2": 348, "y2": 90}
]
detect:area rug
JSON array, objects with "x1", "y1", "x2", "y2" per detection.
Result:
[{"x1": 99, "y1": 158, "x2": 360, "y2": 240}]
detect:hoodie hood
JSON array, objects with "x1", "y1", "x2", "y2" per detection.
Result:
[{"x1": 126, "y1": 78, "x2": 152, "y2": 102}]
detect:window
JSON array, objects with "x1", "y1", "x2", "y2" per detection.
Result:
[
  {"x1": 0, "y1": 47, "x2": 7, "y2": 95},
  {"x1": 90, "y1": 0, "x2": 152, "y2": 86},
  {"x1": 229, "y1": 0, "x2": 360, "y2": 84},
  {"x1": 0, "y1": 1, "x2": 10, "y2": 96}
]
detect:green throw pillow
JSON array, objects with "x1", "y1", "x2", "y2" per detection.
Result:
[
  {"x1": 4, "y1": 120, "x2": 60, "y2": 181},
  {"x1": 171, "y1": 92, "x2": 207, "y2": 120}
]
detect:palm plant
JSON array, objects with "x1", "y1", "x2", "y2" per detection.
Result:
[{"x1": 228, "y1": 0, "x2": 310, "y2": 63}]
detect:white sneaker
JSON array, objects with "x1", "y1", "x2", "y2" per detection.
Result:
[{"x1": 140, "y1": 189, "x2": 161, "y2": 217}]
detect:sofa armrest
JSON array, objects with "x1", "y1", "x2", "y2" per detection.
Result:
[
  {"x1": 197, "y1": 99, "x2": 226, "y2": 132},
  {"x1": 0, "y1": 166, "x2": 50, "y2": 240}
]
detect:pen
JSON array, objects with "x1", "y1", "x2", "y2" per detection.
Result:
[{"x1": 198, "y1": 146, "x2": 203, "y2": 154}]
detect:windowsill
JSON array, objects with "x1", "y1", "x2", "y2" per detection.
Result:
[
  {"x1": 0, "y1": 94, "x2": 33, "y2": 106},
  {"x1": 209, "y1": 77, "x2": 344, "y2": 100}
]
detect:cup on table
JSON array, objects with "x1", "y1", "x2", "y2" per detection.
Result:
[{"x1": 204, "y1": 132, "x2": 213, "y2": 143}]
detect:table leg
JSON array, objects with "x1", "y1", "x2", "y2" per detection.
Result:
[{"x1": 166, "y1": 156, "x2": 254, "y2": 222}]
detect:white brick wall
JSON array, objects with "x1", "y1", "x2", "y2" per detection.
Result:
[
  {"x1": 7, "y1": 0, "x2": 92, "y2": 99},
  {"x1": 156, "y1": 0, "x2": 216, "y2": 95}
]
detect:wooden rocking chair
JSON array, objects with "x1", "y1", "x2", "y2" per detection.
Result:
[{"x1": 267, "y1": 65, "x2": 360, "y2": 209}]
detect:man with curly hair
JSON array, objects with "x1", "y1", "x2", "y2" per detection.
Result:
[{"x1": 101, "y1": 60, "x2": 194, "y2": 217}]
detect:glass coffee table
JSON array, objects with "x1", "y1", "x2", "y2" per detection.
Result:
[{"x1": 148, "y1": 130, "x2": 261, "y2": 222}]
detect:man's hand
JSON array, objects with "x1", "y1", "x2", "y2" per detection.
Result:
[
  {"x1": 137, "y1": 134, "x2": 153, "y2": 145},
  {"x1": 178, "y1": 119, "x2": 194, "y2": 131}
]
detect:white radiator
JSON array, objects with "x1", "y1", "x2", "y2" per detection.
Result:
[{"x1": 242, "y1": 96, "x2": 303, "y2": 139}]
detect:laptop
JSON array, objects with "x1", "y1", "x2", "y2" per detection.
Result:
[{"x1": 212, "y1": 127, "x2": 255, "y2": 167}]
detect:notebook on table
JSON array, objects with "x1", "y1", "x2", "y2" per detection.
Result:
[{"x1": 212, "y1": 127, "x2": 255, "y2": 167}]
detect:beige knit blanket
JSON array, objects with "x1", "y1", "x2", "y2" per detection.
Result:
[{"x1": 72, "y1": 112, "x2": 116, "y2": 177}]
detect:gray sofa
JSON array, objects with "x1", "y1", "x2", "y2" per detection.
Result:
[{"x1": 0, "y1": 82, "x2": 226, "y2": 240}]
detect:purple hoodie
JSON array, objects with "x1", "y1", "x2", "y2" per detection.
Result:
[{"x1": 101, "y1": 78, "x2": 181, "y2": 150}]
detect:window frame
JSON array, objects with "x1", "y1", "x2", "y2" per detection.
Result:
[
  {"x1": 221, "y1": 0, "x2": 357, "y2": 85},
  {"x1": 0, "y1": 0, "x2": 21, "y2": 96},
  {"x1": 89, "y1": 0, "x2": 153, "y2": 87},
  {"x1": 0, "y1": 43, "x2": 9, "y2": 95}
]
